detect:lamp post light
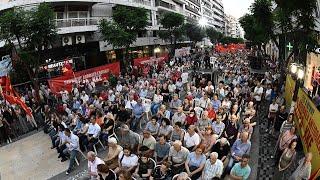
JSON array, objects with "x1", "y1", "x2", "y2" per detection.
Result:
[
  {"x1": 154, "y1": 47, "x2": 161, "y2": 58},
  {"x1": 198, "y1": 17, "x2": 207, "y2": 48},
  {"x1": 290, "y1": 62, "x2": 305, "y2": 101}
]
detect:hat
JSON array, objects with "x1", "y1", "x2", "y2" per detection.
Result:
[{"x1": 108, "y1": 137, "x2": 117, "y2": 144}]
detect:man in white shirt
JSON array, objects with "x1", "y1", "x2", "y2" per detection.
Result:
[
  {"x1": 125, "y1": 95, "x2": 137, "y2": 110},
  {"x1": 202, "y1": 152, "x2": 224, "y2": 179},
  {"x1": 205, "y1": 81, "x2": 214, "y2": 93},
  {"x1": 60, "y1": 88, "x2": 69, "y2": 103},
  {"x1": 80, "y1": 117, "x2": 101, "y2": 152},
  {"x1": 181, "y1": 72, "x2": 189, "y2": 84},
  {"x1": 253, "y1": 82, "x2": 263, "y2": 109},
  {"x1": 172, "y1": 107, "x2": 186, "y2": 125},
  {"x1": 116, "y1": 81, "x2": 123, "y2": 92},
  {"x1": 80, "y1": 91, "x2": 89, "y2": 104},
  {"x1": 184, "y1": 125, "x2": 200, "y2": 151},
  {"x1": 60, "y1": 128, "x2": 80, "y2": 174},
  {"x1": 87, "y1": 151, "x2": 105, "y2": 179},
  {"x1": 199, "y1": 94, "x2": 211, "y2": 109}
]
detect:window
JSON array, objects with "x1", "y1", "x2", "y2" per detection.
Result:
[
  {"x1": 68, "y1": 12, "x2": 78, "y2": 19},
  {"x1": 79, "y1": 11, "x2": 88, "y2": 18},
  {"x1": 56, "y1": 12, "x2": 64, "y2": 19}
]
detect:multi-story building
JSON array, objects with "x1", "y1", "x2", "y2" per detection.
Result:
[
  {"x1": 0, "y1": 0, "x2": 225, "y2": 69},
  {"x1": 225, "y1": 14, "x2": 241, "y2": 38}
]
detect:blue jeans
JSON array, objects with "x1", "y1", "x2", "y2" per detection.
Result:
[
  {"x1": 66, "y1": 149, "x2": 78, "y2": 171},
  {"x1": 131, "y1": 116, "x2": 142, "y2": 131},
  {"x1": 225, "y1": 156, "x2": 237, "y2": 174}
]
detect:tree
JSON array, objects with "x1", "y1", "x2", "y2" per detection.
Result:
[
  {"x1": 158, "y1": 12, "x2": 185, "y2": 56},
  {"x1": 206, "y1": 27, "x2": 223, "y2": 44},
  {"x1": 183, "y1": 23, "x2": 206, "y2": 47},
  {"x1": 99, "y1": 5, "x2": 148, "y2": 71},
  {"x1": 0, "y1": 3, "x2": 57, "y2": 99}
]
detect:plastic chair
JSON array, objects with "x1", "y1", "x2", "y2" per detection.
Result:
[
  {"x1": 150, "y1": 158, "x2": 157, "y2": 170},
  {"x1": 93, "y1": 137, "x2": 106, "y2": 155},
  {"x1": 109, "y1": 169, "x2": 117, "y2": 180},
  {"x1": 109, "y1": 123, "x2": 119, "y2": 141},
  {"x1": 172, "y1": 173, "x2": 191, "y2": 180}
]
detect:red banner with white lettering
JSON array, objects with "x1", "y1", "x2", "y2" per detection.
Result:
[
  {"x1": 133, "y1": 55, "x2": 169, "y2": 67},
  {"x1": 48, "y1": 62, "x2": 120, "y2": 93}
]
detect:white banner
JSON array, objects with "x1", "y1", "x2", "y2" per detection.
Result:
[
  {"x1": 0, "y1": 55, "x2": 12, "y2": 76},
  {"x1": 174, "y1": 47, "x2": 191, "y2": 57}
]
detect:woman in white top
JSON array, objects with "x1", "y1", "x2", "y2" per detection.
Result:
[
  {"x1": 115, "y1": 145, "x2": 139, "y2": 174},
  {"x1": 289, "y1": 153, "x2": 312, "y2": 180},
  {"x1": 267, "y1": 99, "x2": 278, "y2": 134}
]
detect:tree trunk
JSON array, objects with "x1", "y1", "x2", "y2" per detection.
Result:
[{"x1": 278, "y1": 34, "x2": 286, "y2": 88}]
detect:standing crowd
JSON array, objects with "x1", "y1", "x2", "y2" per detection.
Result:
[{"x1": 0, "y1": 48, "x2": 313, "y2": 180}]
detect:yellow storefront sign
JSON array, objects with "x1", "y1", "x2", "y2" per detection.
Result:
[
  {"x1": 294, "y1": 89, "x2": 320, "y2": 179},
  {"x1": 284, "y1": 75, "x2": 296, "y2": 108}
]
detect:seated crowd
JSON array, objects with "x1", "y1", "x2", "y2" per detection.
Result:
[{"x1": 41, "y1": 51, "x2": 311, "y2": 180}]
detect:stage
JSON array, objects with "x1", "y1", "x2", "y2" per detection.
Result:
[{"x1": 0, "y1": 131, "x2": 68, "y2": 180}]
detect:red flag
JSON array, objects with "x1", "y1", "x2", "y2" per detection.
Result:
[
  {"x1": 0, "y1": 76, "x2": 32, "y2": 116},
  {"x1": 62, "y1": 61, "x2": 73, "y2": 76}
]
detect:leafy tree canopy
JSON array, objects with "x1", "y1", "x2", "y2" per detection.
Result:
[{"x1": 99, "y1": 5, "x2": 148, "y2": 48}]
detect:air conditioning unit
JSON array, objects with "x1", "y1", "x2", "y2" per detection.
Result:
[
  {"x1": 62, "y1": 36, "x2": 72, "y2": 46},
  {"x1": 76, "y1": 35, "x2": 85, "y2": 44}
]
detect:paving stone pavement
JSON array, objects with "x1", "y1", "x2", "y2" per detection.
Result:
[{"x1": 256, "y1": 102, "x2": 304, "y2": 180}]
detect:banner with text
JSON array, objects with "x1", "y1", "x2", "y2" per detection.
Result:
[
  {"x1": 284, "y1": 75, "x2": 296, "y2": 109},
  {"x1": 48, "y1": 62, "x2": 120, "y2": 93},
  {"x1": 294, "y1": 88, "x2": 320, "y2": 179}
]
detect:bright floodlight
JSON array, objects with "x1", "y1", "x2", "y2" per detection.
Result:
[
  {"x1": 291, "y1": 63, "x2": 297, "y2": 74},
  {"x1": 154, "y1": 47, "x2": 161, "y2": 53},
  {"x1": 297, "y1": 68, "x2": 304, "y2": 79},
  {"x1": 199, "y1": 17, "x2": 208, "y2": 27}
]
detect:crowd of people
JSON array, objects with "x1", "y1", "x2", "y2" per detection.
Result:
[{"x1": 0, "y1": 48, "x2": 314, "y2": 180}]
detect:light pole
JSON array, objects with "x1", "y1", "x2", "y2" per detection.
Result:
[{"x1": 290, "y1": 63, "x2": 305, "y2": 101}]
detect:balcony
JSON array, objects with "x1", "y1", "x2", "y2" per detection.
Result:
[
  {"x1": 54, "y1": 17, "x2": 108, "y2": 34},
  {"x1": 189, "y1": 0, "x2": 201, "y2": 7},
  {"x1": 186, "y1": 5, "x2": 200, "y2": 15}
]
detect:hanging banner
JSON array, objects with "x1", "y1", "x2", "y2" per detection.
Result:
[
  {"x1": 294, "y1": 88, "x2": 320, "y2": 179},
  {"x1": 48, "y1": 62, "x2": 120, "y2": 93},
  {"x1": 284, "y1": 75, "x2": 296, "y2": 109},
  {"x1": 174, "y1": 47, "x2": 191, "y2": 57},
  {"x1": 133, "y1": 55, "x2": 168, "y2": 67}
]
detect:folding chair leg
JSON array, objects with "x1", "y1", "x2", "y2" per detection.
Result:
[
  {"x1": 75, "y1": 157, "x2": 80, "y2": 166},
  {"x1": 99, "y1": 140, "x2": 105, "y2": 150},
  {"x1": 79, "y1": 150, "x2": 86, "y2": 159},
  {"x1": 93, "y1": 145, "x2": 97, "y2": 155}
]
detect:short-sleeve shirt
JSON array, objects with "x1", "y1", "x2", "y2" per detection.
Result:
[
  {"x1": 187, "y1": 152, "x2": 206, "y2": 167},
  {"x1": 118, "y1": 151, "x2": 139, "y2": 168},
  {"x1": 140, "y1": 136, "x2": 156, "y2": 150},
  {"x1": 138, "y1": 159, "x2": 155, "y2": 175},
  {"x1": 155, "y1": 142, "x2": 170, "y2": 158},
  {"x1": 169, "y1": 146, "x2": 189, "y2": 164},
  {"x1": 230, "y1": 163, "x2": 251, "y2": 180}
]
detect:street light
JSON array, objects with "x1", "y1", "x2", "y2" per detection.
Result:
[
  {"x1": 297, "y1": 68, "x2": 304, "y2": 79},
  {"x1": 290, "y1": 63, "x2": 298, "y2": 74},
  {"x1": 154, "y1": 47, "x2": 161, "y2": 54},
  {"x1": 290, "y1": 62, "x2": 305, "y2": 101},
  {"x1": 198, "y1": 17, "x2": 208, "y2": 27}
]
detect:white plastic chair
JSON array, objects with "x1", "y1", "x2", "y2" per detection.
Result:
[
  {"x1": 194, "y1": 106, "x2": 204, "y2": 119},
  {"x1": 74, "y1": 149, "x2": 87, "y2": 166},
  {"x1": 172, "y1": 173, "x2": 191, "y2": 180},
  {"x1": 93, "y1": 135, "x2": 106, "y2": 155}
]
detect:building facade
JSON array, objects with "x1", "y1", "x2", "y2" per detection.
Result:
[
  {"x1": 225, "y1": 15, "x2": 241, "y2": 38},
  {"x1": 0, "y1": 0, "x2": 225, "y2": 69}
]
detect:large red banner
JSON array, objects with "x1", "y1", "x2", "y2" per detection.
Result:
[
  {"x1": 48, "y1": 62, "x2": 120, "y2": 93},
  {"x1": 133, "y1": 55, "x2": 169, "y2": 67}
]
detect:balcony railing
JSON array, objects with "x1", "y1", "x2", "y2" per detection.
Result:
[{"x1": 54, "y1": 17, "x2": 106, "y2": 28}]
